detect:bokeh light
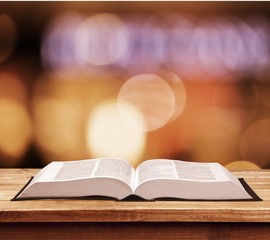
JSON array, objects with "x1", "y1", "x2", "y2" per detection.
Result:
[
  {"x1": 0, "y1": 72, "x2": 31, "y2": 166},
  {"x1": 246, "y1": 14, "x2": 270, "y2": 67},
  {"x1": 41, "y1": 10, "x2": 270, "y2": 78},
  {"x1": 118, "y1": 74, "x2": 175, "y2": 132},
  {"x1": 117, "y1": 14, "x2": 165, "y2": 72},
  {"x1": 0, "y1": 98, "x2": 32, "y2": 166},
  {"x1": 189, "y1": 108, "x2": 241, "y2": 165},
  {"x1": 196, "y1": 15, "x2": 238, "y2": 75},
  {"x1": 86, "y1": 100, "x2": 146, "y2": 166},
  {"x1": 211, "y1": 74, "x2": 259, "y2": 131},
  {"x1": 34, "y1": 97, "x2": 83, "y2": 160},
  {"x1": 1, "y1": 2, "x2": 270, "y2": 169},
  {"x1": 165, "y1": 14, "x2": 199, "y2": 76},
  {"x1": 157, "y1": 70, "x2": 187, "y2": 121},
  {"x1": 0, "y1": 72, "x2": 27, "y2": 101},
  {"x1": 226, "y1": 160, "x2": 260, "y2": 170},
  {"x1": 0, "y1": 14, "x2": 16, "y2": 63},
  {"x1": 240, "y1": 119, "x2": 270, "y2": 168},
  {"x1": 32, "y1": 75, "x2": 91, "y2": 163},
  {"x1": 76, "y1": 13, "x2": 129, "y2": 66},
  {"x1": 41, "y1": 12, "x2": 84, "y2": 77}
]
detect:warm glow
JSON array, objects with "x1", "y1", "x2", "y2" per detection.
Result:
[
  {"x1": 258, "y1": 82, "x2": 270, "y2": 107},
  {"x1": 117, "y1": 99, "x2": 147, "y2": 132},
  {"x1": 189, "y1": 108, "x2": 241, "y2": 165},
  {"x1": 211, "y1": 76, "x2": 259, "y2": 131},
  {"x1": 0, "y1": 98, "x2": 32, "y2": 164},
  {"x1": 118, "y1": 74, "x2": 175, "y2": 132},
  {"x1": 0, "y1": 14, "x2": 16, "y2": 63},
  {"x1": 0, "y1": 5, "x2": 269, "y2": 170},
  {"x1": 0, "y1": 72, "x2": 27, "y2": 101},
  {"x1": 226, "y1": 160, "x2": 260, "y2": 170},
  {"x1": 86, "y1": 100, "x2": 146, "y2": 166},
  {"x1": 34, "y1": 97, "x2": 84, "y2": 161},
  {"x1": 240, "y1": 119, "x2": 270, "y2": 168},
  {"x1": 211, "y1": 107, "x2": 248, "y2": 131},
  {"x1": 158, "y1": 70, "x2": 187, "y2": 121}
]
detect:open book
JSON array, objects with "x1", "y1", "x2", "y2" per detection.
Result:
[{"x1": 13, "y1": 158, "x2": 260, "y2": 201}]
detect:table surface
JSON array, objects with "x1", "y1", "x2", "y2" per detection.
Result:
[{"x1": 1, "y1": 168, "x2": 270, "y2": 223}]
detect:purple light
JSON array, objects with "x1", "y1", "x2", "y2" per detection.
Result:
[{"x1": 41, "y1": 12, "x2": 84, "y2": 74}]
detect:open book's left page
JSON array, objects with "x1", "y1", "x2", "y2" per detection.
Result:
[{"x1": 16, "y1": 158, "x2": 135, "y2": 200}]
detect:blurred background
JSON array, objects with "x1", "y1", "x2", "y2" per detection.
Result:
[{"x1": 0, "y1": 1, "x2": 270, "y2": 169}]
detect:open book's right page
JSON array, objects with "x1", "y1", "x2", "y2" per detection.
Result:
[{"x1": 134, "y1": 160, "x2": 253, "y2": 200}]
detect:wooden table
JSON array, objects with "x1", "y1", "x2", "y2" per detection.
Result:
[{"x1": 1, "y1": 169, "x2": 270, "y2": 240}]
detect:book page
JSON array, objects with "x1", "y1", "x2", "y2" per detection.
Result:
[
  {"x1": 136, "y1": 159, "x2": 232, "y2": 187},
  {"x1": 32, "y1": 162, "x2": 64, "y2": 183},
  {"x1": 174, "y1": 161, "x2": 216, "y2": 180},
  {"x1": 54, "y1": 159, "x2": 98, "y2": 180},
  {"x1": 134, "y1": 159, "x2": 252, "y2": 200},
  {"x1": 94, "y1": 158, "x2": 134, "y2": 186},
  {"x1": 136, "y1": 160, "x2": 178, "y2": 187},
  {"x1": 174, "y1": 161, "x2": 233, "y2": 181},
  {"x1": 20, "y1": 160, "x2": 99, "y2": 194}
]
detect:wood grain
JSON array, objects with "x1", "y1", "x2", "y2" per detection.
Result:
[
  {"x1": 1, "y1": 169, "x2": 270, "y2": 240},
  {"x1": 0, "y1": 169, "x2": 270, "y2": 223},
  {"x1": 1, "y1": 222, "x2": 270, "y2": 240}
]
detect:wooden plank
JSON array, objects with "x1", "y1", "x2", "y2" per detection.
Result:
[
  {"x1": 1, "y1": 199, "x2": 270, "y2": 222},
  {"x1": 255, "y1": 190, "x2": 270, "y2": 199},
  {"x1": 1, "y1": 222, "x2": 270, "y2": 240},
  {"x1": 247, "y1": 183, "x2": 270, "y2": 190},
  {"x1": 0, "y1": 169, "x2": 270, "y2": 223},
  {"x1": 233, "y1": 170, "x2": 270, "y2": 178}
]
